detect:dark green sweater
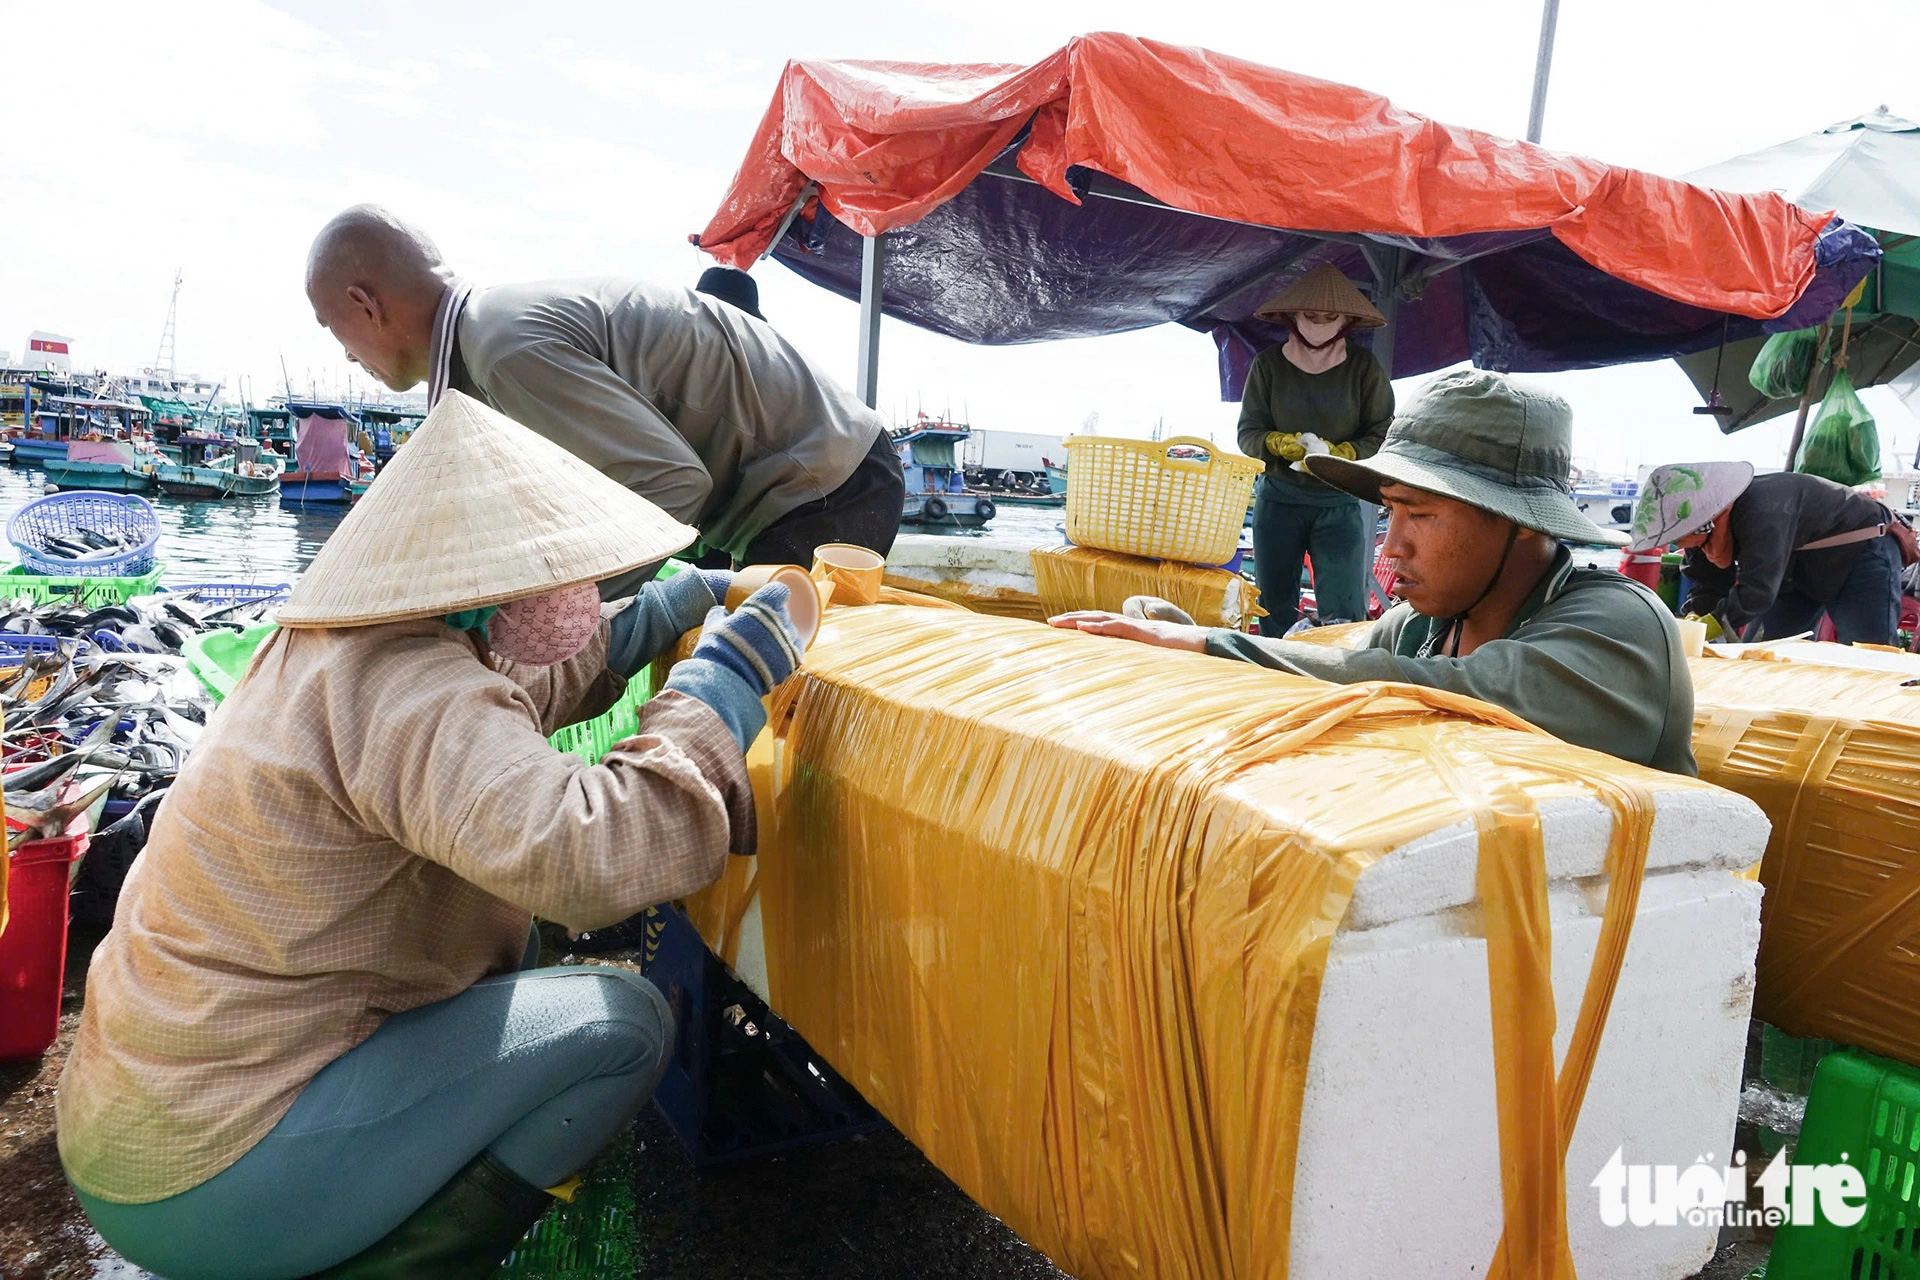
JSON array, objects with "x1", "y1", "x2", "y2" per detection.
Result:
[
  {"x1": 1235, "y1": 343, "x2": 1394, "y2": 494},
  {"x1": 1204, "y1": 546, "x2": 1698, "y2": 776}
]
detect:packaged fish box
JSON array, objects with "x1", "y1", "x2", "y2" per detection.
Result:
[{"x1": 677, "y1": 605, "x2": 1770, "y2": 1279}]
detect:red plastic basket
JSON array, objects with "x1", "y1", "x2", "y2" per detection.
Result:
[{"x1": 0, "y1": 818, "x2": 88, "y2": 1060}]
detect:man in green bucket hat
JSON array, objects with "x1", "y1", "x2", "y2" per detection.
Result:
[{"x1": 1052, "y1": 369, "x2": 1697, "y2": 776}]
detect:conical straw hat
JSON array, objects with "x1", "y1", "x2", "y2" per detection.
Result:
[
  {"x1": 278, "y1": 391, "x2": 697, "y2": 628},
  {"x1": 1252, "y1": 263, "x2": 1387, "y2": 328}
]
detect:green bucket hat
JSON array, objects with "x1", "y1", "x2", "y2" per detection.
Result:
[
  {"x1": 1303, "y1": 368, "x2": 1627, "y2": 547},
  {"x1": 1623, "y1": 461, "x2": 1755, "y2": 552}
]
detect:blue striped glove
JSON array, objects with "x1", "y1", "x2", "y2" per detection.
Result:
[
  {"x1": 606, "y1": 568, "x2": 727, "y2": 678},
  {"x1": 663, "y1": 582, "x2": 804, "y2": 750}
]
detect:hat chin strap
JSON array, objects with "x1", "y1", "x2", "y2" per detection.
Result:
[
  {"x1": 1286, "y1": 319, "x2": 1352, "y2": 351},
  {"x1": 1446, "y1": 522, "x2": 1520, "y2": 658}
]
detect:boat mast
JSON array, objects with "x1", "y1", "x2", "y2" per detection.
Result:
[{"x1": 155, "y1": 269, "x2": 183, "y2": 383}]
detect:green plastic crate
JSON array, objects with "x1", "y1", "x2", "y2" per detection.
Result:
[
  {"x1": 548, "y1": 674, "x2": 650, "y2": 763},
  {"x1": 497, "y1": 1143, "x2": 636, "y2": 1280},
  {"x1": 184, "y1": 624, "x2": 278, "y2": 702},
  {"x1": 1758, "y1": 1023, "x2": 1839, "y2": 1155},
  {"x1": 1766, "y1": 1048, "x2": 1920, "y2": 1277},
  {"x1": 0, "y1": 561, "x2": 167, "y2": 607}
]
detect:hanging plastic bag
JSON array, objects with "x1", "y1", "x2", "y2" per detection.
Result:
[
  {"x1": 1748, "y1": 327, "x2": 1822, "y2": 399},
  {"x1": 1794, "y1": 368, "x2": 1881, "y2": 486}
]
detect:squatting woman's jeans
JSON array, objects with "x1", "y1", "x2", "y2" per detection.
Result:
[
  {"x1": 1251, "y1": 478, "x2": 1372, "y2": 636},
  {"x1": 70, "y1": 955, "x2": 672, "y2": 1280}
]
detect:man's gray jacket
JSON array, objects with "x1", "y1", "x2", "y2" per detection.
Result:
[{"x1": 444, "y1": 279, "x2": 886, "y2": 558}]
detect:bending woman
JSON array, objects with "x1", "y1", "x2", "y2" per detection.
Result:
[{"x1": 57, "y1": 393, "x2": 806, "y2": 1279}]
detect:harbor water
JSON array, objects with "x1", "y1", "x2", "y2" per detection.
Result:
[
  {"x1": 0, "y1": 463, "x2": 1067, "y2": 587},
  {"x1": 0, "y1": 463, "x2": 346, "y2": 584}
]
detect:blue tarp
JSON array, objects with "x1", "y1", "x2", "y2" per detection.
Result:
[{"x1": 770, "y1": 160, "x2": 1878, "y2": 399}]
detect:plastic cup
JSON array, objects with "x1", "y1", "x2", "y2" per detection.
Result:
[
  {"x1": 812, "y1": 543, "x2": 886, "y2": 607},
  {"x1": 1676, "y1": 617, "x2": 1707, "y2": 658},
  {"x1": 727, "y1": 564, "x2": 822, "y2": 649}
]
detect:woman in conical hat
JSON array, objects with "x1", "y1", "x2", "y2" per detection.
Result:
[
  {"x1": 58, "y1": 392, "x2": 808, "y2": 1278},
  {"x1": 1239, "y1": 261, "x2": 1395, "y2": 635}
]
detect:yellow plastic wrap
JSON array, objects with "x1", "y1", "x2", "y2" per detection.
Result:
[
  {"x1": 879, "y1": 570, "x2": 1049, "y2": 621},
  {"x1": 1690, "y1": 653, "x2": 1920, "y2": 1062},
  {"x1": 679, "y1": 605, "x2": 1700, "y2": 1279},
  {"x1": 1284, "y1": 620, "x2": 1372, "y2": 649},
  {"x1": 1030, "y1": 544, "x2": 1264, "y2": 629}
]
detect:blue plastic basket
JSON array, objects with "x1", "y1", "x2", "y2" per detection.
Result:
[
  {"x1": 0, "y1": 634, "x2": 80, "y2": 659},
  {"x1": 162, "y1": 582, "x2": 291, "y2": 607},
  {"x1": 6, "y1": 492, "x2": 159, "y2": 578}
]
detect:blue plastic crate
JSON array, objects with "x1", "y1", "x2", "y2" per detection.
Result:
[
  {"x1": 640, "y1": 903, "x2": 885, "y2": 1166},
  {"x1": 162, "y1": 582, "x2": 291, "y2": 607},
  {"x1": 6, "y1": 491, "x2": 159, "y2": 577},
  {"x1": 0, "y1": 634, "x2": 80, "y2": 659}
]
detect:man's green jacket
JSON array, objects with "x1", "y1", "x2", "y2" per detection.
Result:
[{"x1": 1205, "y1": 546, "x2": 1698, "y2": 776}]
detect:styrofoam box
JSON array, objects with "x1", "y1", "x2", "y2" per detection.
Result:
[{"x1": 1291, "y1": 789, "x2": 1768, "y2": 1279}]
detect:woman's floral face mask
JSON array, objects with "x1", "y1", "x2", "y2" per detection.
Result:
[{"x1": 486, "y1": 582, "x2": 602, "y2": 665}]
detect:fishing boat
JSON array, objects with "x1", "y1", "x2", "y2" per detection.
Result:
[
  {"x1": 357, "y1": 403, "x2": 425, "y2": 470},
  {"x1": 11, "y1": 396, "x2": 150, "y2": 465},
  {"x1": 280, "y1": 401, "x2": 360, "y2": 507},
  {"x1": 1570, "y1": 471, "x2": 1640, "y2": 530},
  {"x1": 245, "y1": 405, "x2": 295, "y2": 451},
  {"x1": 154, "y1": 435, "x2": 280, "y2": 499},
  {"x1": 42, "y1": 438, "x2": 158, "y2": 492},
  {"x1": 894, "y1": 417, "x2": 997, "y2": 530}
]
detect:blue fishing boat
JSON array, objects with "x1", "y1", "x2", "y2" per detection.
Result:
[
  {"x1": 280, "y1": 401, "x2": 364, "y2": 507},
  {"x1": 893, "y1": 415, "x2": 996, "y2": 530},
  {"x1": 12, "y1": 396, "x2": 150, "y2": 465},
  {"x1": 357, "y1": 403, "x2": 424, "y2": 470}
]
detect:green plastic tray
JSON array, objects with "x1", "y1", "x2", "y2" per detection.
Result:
[
  {"x1": 1766, "y1": 1048, "x2": 1920, "y2": 1277},
  {"x1": 184, "y1": 624, "x2": 279, "y2": 702},
  {"x1": 497, "y1": 1144, "x2": 636, "y2": 1280},
  {"x1": 0, "y1": 561, "x2": 167, "y2": 607}
]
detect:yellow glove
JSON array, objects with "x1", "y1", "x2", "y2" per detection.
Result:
[
  {"x1": 1326, "y1": 441, "x2": 1358, "y2": 460},
  {"x1": 1264, "y1": 431, "x2": 1306, "y2": 462}
]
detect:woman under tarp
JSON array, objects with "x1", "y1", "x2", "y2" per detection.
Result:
[
  {"x1": 55, "y1": 392, "x2": 806, "y2": 1278},
  {"x1": 1235, "y1": 264, "x2": 1394, "y2": 634}
]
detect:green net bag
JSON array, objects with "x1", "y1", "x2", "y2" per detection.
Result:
[
  {"x1": 1749, "y1": 326, "x2": 1822, "y2": 399},
  {"x1": 1795, "y1": 368, "x2": 1881, "y2": 486}
]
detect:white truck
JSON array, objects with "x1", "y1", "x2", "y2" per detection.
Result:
[{"x1": 958, "y1": 429, "x2": 1066, "y2": 487}]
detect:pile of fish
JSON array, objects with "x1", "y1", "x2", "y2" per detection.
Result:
[
  {"x1": 34, "y1": 523, "x2": 146, "y2": 565},
  {"x1": 1, "y1": 639, "x2": 207, "y2": 851},
  {"x1": 0, "y1": 589, "x2": 276, "y2": 655}
]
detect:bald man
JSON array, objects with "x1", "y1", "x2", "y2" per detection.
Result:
[{"x1": 305, "y1": 205, "x2": 903, "y2": 590}]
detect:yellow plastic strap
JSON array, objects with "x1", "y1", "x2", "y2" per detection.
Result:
[
  {"x1": 677, "y1": 608, "x2": 1672, "y2": 1278},
  {"x1": 1689, "y1": 655, "x2": 1920, "y2": 1061},
  {"x1": 1030, "y1": 545, "x2": 1263, "y2": 628}
]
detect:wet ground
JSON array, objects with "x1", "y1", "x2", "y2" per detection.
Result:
[
  {"x1": 629, "y1": 1107, "x2": 1065, "y2": 1279},
  {"x1": 0, "y1": 923, "x2": 1772, "y2": 1280}
]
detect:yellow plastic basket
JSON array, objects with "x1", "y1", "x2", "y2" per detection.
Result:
[{"x1": 1062, "y1": 435, "x2": 1263, "y2": 565}]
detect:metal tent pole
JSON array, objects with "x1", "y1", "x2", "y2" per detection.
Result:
[
  {"x1": 1527, "y1": 0, "x2": 1562, "y2": 145},
  {"x1": 855, "y1": 234, "x2": 886, "y2": 409},
  {"x1": 1365, "y1": 247, "x2": 1404, "y2": 380}
]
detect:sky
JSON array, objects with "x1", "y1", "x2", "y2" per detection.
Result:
[{"x1": 3, "y1": 0, "x2": 1917, "y2": 477}]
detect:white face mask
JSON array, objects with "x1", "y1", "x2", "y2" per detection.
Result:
[{"x1": 486, "y1": 582, "x2": 603, "y2": 665}]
